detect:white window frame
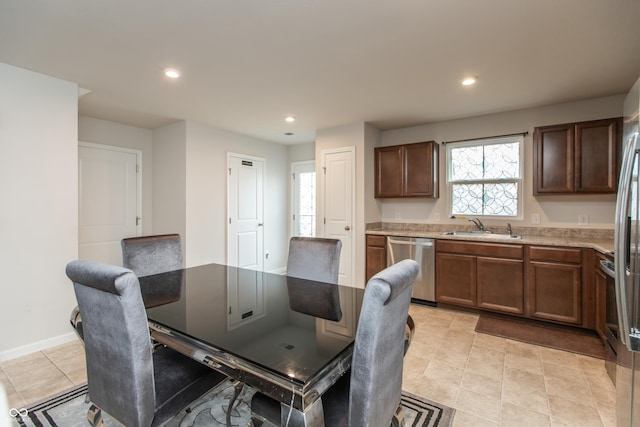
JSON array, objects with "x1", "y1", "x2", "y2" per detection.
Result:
[
  {"x1": 446, "y1": 135, "x2": 524, "y2": 219},
  {"x1": 290, "y1": 160, "x2": 316, "y2": 238}
]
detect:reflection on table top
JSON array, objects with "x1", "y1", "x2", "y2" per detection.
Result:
[{"x1": 140, "y1": 263, "x2": 364, "y2": 386}]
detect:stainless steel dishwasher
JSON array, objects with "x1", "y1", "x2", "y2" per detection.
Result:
[{"x1": 387, "y1": 236, "x2": 435, "y2": 304}]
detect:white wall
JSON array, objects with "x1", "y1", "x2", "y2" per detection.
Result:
[
  {"x1": 288, "y1": 142, "x2": 315, "y2": 163},
  {"x1": 150, "y1": 121, "x2": 289, "y2": 271},
  {"x1": 0, "y1": 63, "x2": 79, "y2": 359},
  {"x1": 364, "y1": 124, "x2": 381, "y2": 224},
  {"x1": 379, "y1": 95, "x2": 625, "y2": 230},
  {"x1": 316, "y1": 123, "x2": 380, "y2": 288},
  {"x1": 152, "y1": 122, "x2": 188, "y2": 243},
  {"x1": 78, "y1": 116, "x2": 154, "y2": 235}
]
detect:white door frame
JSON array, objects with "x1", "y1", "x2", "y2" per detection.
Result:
[
  {"x1": 290, "y1": 160, "x2": 316, "y2": 238},
  {"x1": 78, "y1": 141, "x2": 142, "y2": 263},
  {"x1": 319, "y1": 146, "x2": 356, "y2": 286},
  {"x1": 227, "y1": 152, "x2": 266, "y2": 270}
]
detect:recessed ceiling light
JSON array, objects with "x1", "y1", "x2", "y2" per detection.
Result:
[
  {"x1": 164, "y1": 68, "x2": 181, "y2": 79},
  {"x1": 462, "y1": 77, "x2": 477, "y2": 86},
  {"x1": 285, "y1": 116, "x2": 295, "y2": 123}
]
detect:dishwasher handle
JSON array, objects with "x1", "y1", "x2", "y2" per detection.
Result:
[
  {"x1": 386, "y1": 237, "x2": 434, "y2": 247},
  {"x1": 387, "y1": 237, "x2": 434, "y2": 265}
]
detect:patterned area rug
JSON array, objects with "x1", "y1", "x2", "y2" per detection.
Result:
[{"x1": 10, "y1": 379, "x2": 454, "y2": 427}]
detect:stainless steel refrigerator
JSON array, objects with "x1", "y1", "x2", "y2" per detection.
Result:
[{"x1": 615, "y1": 75, "x2": 640, "y2": 426}]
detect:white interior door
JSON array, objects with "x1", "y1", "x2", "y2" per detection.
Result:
[
  {"x1": 227, "y1": 267, "x2": 265, "y2": 330},
  {"x1": 227, "y1": 154, "x2": 264, "y2": 270},
  {"x1": 79, "y1": 142, "x2": 141, "y2": 265},
  {"x1": 321, "y1": 147, "x2": 355, "y2": 286}
]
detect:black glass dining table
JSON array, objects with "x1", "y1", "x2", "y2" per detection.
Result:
[{"x1": 139, "y1": 263, "x2": 364, "y2": 427}]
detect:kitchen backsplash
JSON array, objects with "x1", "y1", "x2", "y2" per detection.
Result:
[{"x1": 366, "y1": 222, "x2": 614, "y2": 240}]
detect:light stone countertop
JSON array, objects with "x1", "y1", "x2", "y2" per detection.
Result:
[{"x1": 366, "y1": 225, "x2": 614, "y2": 256}]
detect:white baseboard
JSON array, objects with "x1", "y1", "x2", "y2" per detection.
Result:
[
  {"x1": 267, "y1": 266, "x2": 287, "y2": 275},
  {"x1": 0, "y1": 332, "x2": 79, "y2": 362}
]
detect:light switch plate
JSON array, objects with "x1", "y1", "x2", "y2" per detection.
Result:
[
  {"x1": 578, "y1": 214, "x2": 589, "y2": 226},
  {"x1": 531, "y1": 213, "x2": 540, "y2": 225}
]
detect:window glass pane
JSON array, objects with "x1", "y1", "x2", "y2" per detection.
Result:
[
  {"x1": 484, "y1": 183, "x2": 518, "y2": 215},
  {"x1": 296, "y1": 171, "x2": 316, "y2": 237},
  {"x1": 451, "y1": 183, "x2": 517, "y2": 216},
  {"x1": 484, "y1": 142, "x2": 520, "y2": 179},
  {"x1": 451, "y1": 146, "x2": 483, "y2": 180},
  {"x1": 451, "y1": 142, "x2": 520, "y2": 181},
  {"x1": 451, "y1": 184, "x2": 483, "y2": 215},
  {"x1": 448, "y1": 136, "x2": 522, "y2": 218}
]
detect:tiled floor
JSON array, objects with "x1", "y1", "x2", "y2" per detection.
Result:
[
  {"x1": 403, "y1": 304, "x2": 616, "y2": 427},
  {"x1": 0, "y1": 304, "x2": 616, "y2": 426},
  {"x1": 0, "y1": 340, "x2": 86, "y2": 409}
]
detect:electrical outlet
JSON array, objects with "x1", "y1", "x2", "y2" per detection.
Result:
[
  {"x1": 578, "y1": 214, "x2": 589, "y2": 226},
  {"x1": 434, "y1": 212, "x2": 441, "y2": 221},
  {"x1": 531, "y1": 213, "x2": 540, "y2": 225}
]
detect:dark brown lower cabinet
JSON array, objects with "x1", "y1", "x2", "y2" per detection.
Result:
[
  {"x1": 436, "y1": 253, "x2": 476, "y2": 307},
  {"x1": 527, "y1": 246, "x2": 583, "y2": 325},
  {"x1": 594, "y1": 252, "x2": 611, "y2": 341},
  {"x1": 527, "y1": 261, "x2": 582, "y2": 324},
  {"x1": 436, "y1": 240, "x2": 524, "y2": 315},
  {"x1": 477, "y1": 257, "x2": 524, "y2": 314},
  {"x1": 365, "y1": 235, "x2": 387, "y2": 282},
  {"x1": 435, "y1": 240, "x2": 596, "y2": 328}
]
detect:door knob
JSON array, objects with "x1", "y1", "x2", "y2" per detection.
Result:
[{"x1": 344, "y1": 226, "x2": 351, "y2": 231}]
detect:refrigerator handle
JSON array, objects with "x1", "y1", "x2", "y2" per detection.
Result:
[{"x1": 615, "y1": 134, "x2": 638, "y2": 349}]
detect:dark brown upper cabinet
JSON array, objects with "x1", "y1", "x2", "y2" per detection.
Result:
[
  {"x1": 375, "y1": 141, "x2": 439, "y2": 198},
  {"x1": 533, "y1": 117, "x2": 622, "y2": 195}
]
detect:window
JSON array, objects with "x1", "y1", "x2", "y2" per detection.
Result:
[
  {"x1": 447, "y1": 136, "x2": 523, "y2": 217},
  {"x1": 291, "y1": 161, "x2": 316, "y2": 237}
]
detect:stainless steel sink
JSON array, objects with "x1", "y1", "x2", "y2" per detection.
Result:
[{"x1": 441, "y1": 231, "x2": 522, "y2": 240}]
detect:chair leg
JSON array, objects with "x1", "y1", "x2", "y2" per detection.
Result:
[
  {"x1": 225, "y1": 380, "x2": 244, "y2": 427},
  {"x1": 87, "y1": 404, "x2": 105, "y2": 427},
  {"x1": 391, "y1": 405, "x2": 405, "y2": 427}
]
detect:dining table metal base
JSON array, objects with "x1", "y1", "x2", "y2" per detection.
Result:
[{"x1": 278, "y1": 398, "x2": 325, "y2": 427}]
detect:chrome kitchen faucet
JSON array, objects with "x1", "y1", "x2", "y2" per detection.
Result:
[{"x1": 469, "y1": 218, "x2": 485, "y2": 231}]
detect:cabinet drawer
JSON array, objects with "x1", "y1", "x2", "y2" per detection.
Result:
[
  {"x1": 529, "y1": 246, "x2": 582, "y2": 264},
  {"x1": 366, "y1": 235, "x2": 387, "y2": 247},
  {"x1": 437, "y1": 240, "x2": 523, "y2": 259}
]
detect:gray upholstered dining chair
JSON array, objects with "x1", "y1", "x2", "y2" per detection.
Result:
[
  {"x1": 66, "y1": 260, "x2": 226, "y2": 427},
  {"x1": 285, "y1": 236, "x2": 343, "y2": 321},
  {"x1": 286, "y1": 236, "x2": 342, "y2": 283},
  {"x1": 121, "y1": 233, "x2": 183, "y2": 277},
  {"x1": 70, "y1": 234, "x2": 184, "y2": 343},
  {"x1": 251, "y1": 258, "x2": 419, "y2": 427}
]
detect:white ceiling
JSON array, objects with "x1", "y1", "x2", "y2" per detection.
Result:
[{"x1": 1, "y1": 1, "x2": 640, "y2": 145}]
